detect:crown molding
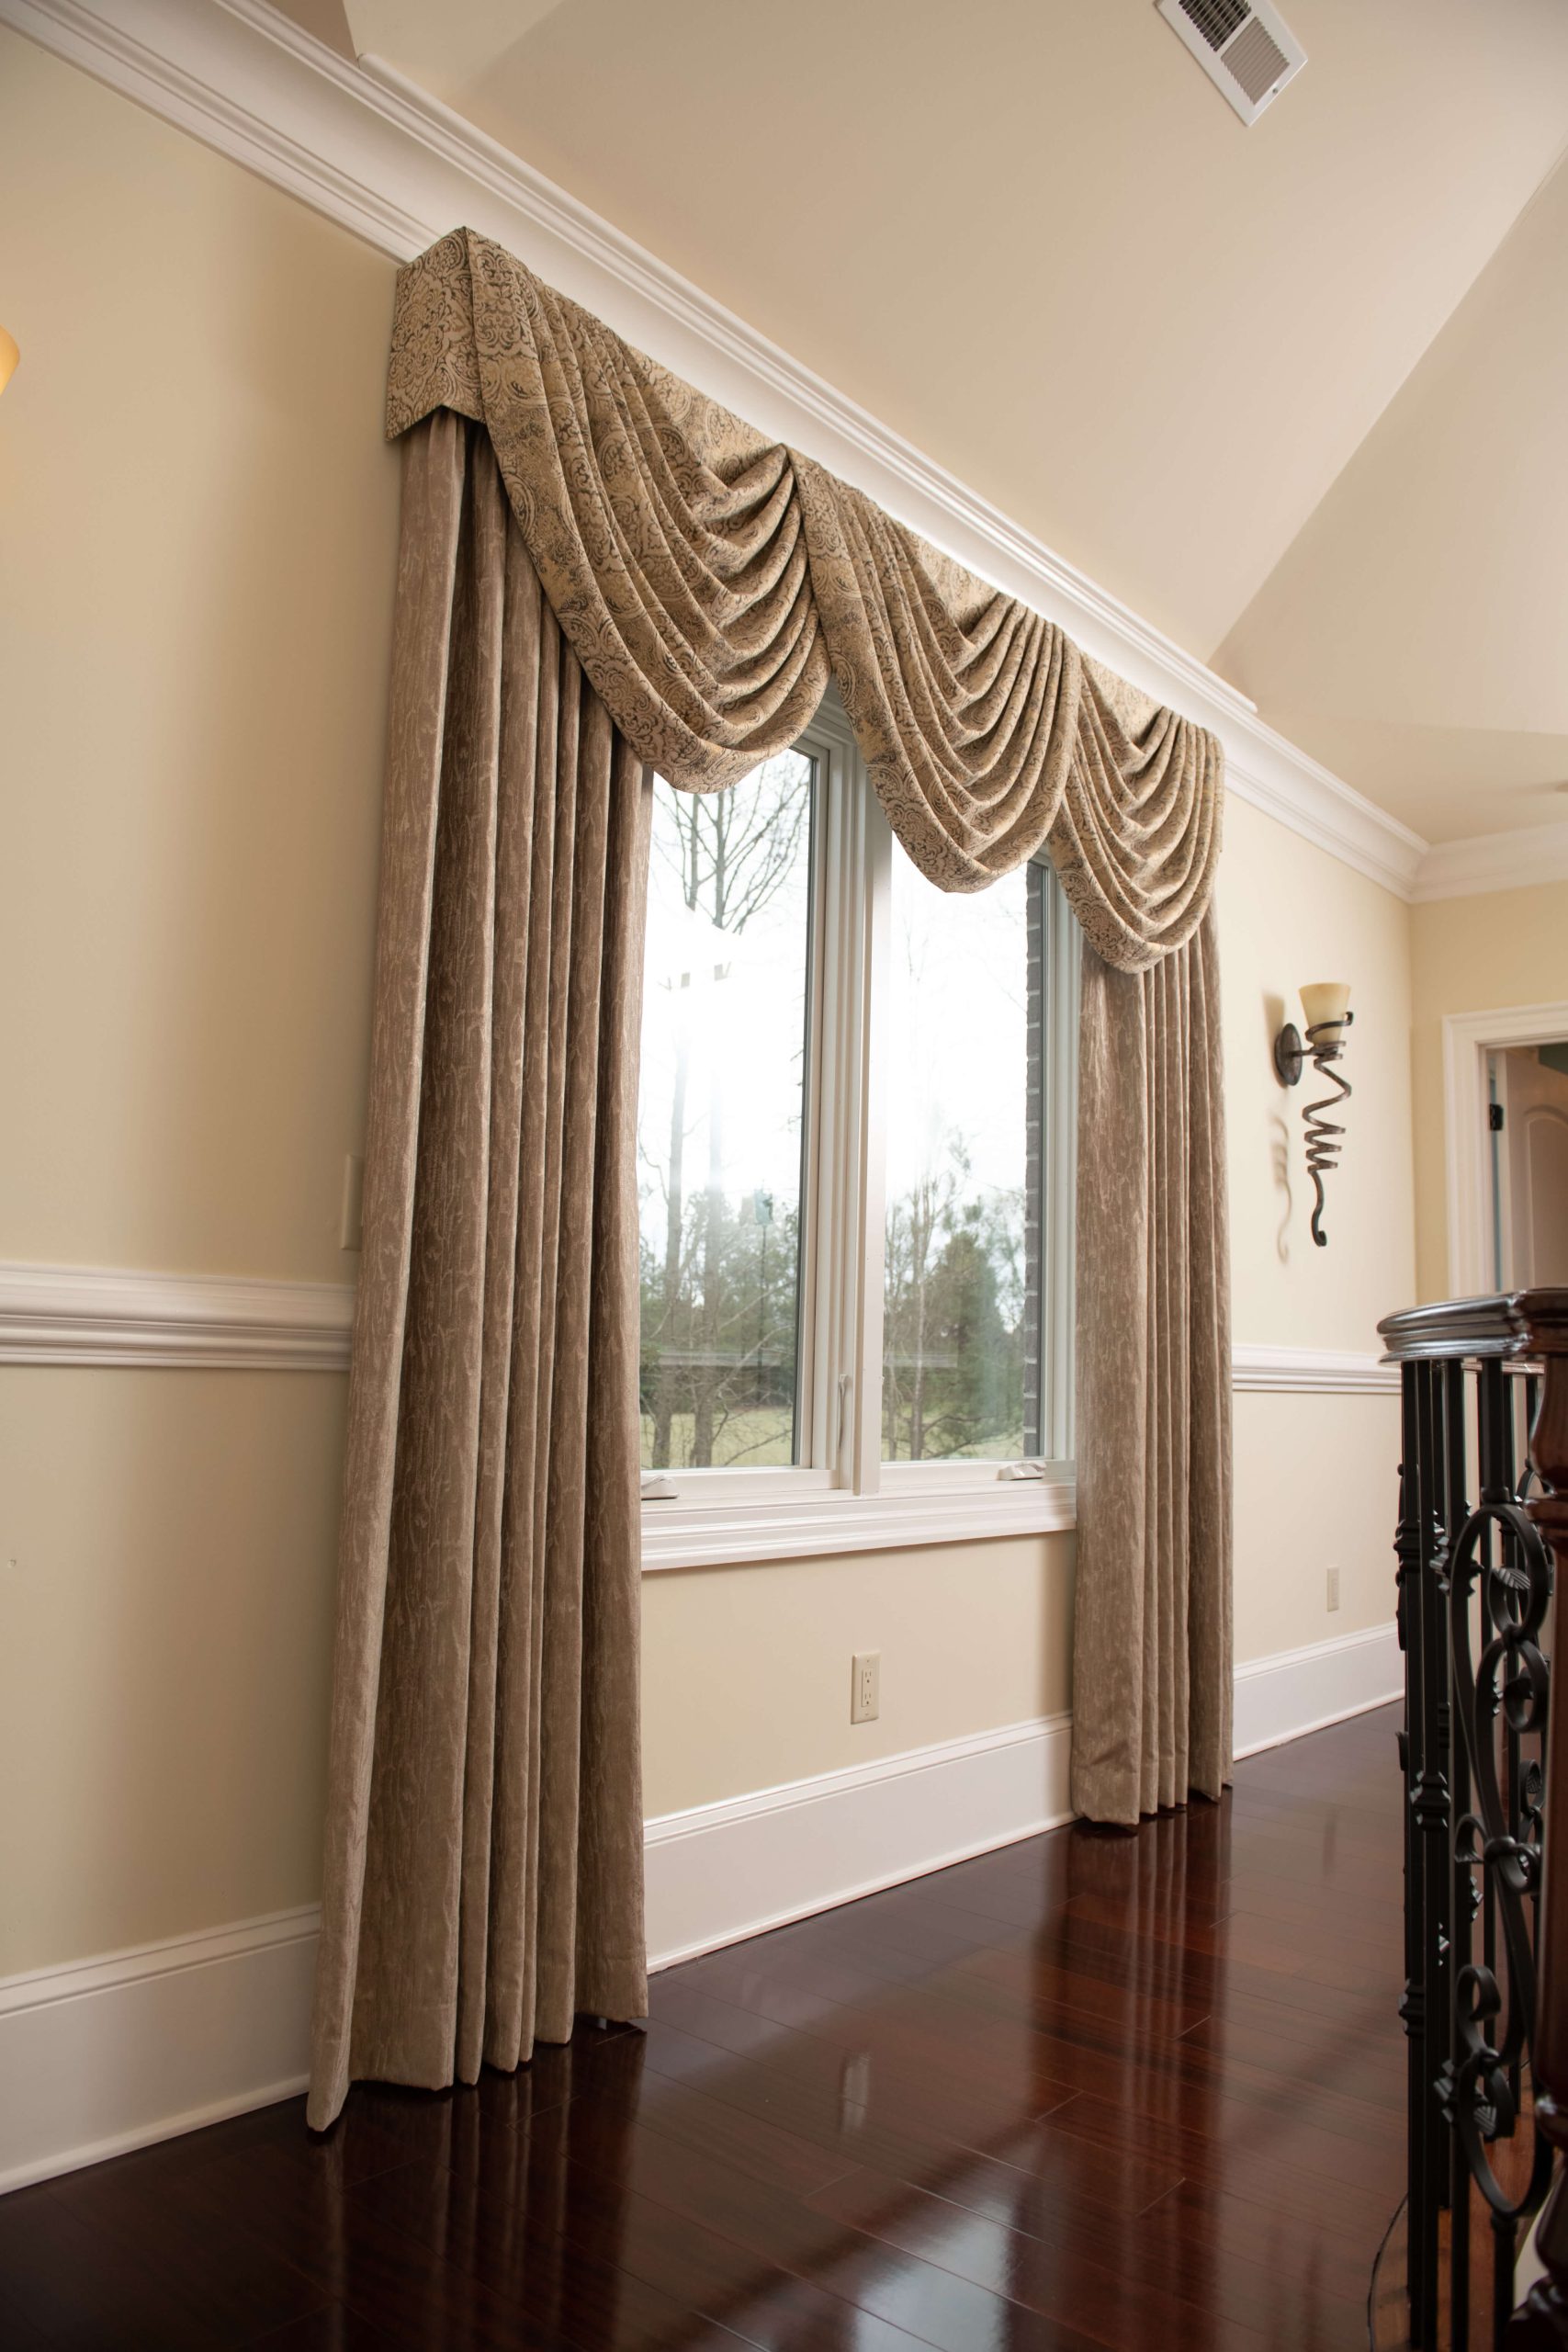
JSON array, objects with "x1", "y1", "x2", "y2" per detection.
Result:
[
  {"x1": 4, "y1": 0, "x2": 1439, "y2": 900},
  {"x1": 1223, "y1": 746, "x2": 1426, "y2": 902},
  {"x1": 0, "y1": 1261, "x2": 355, "y2": 1369},
  {"x1": 1412, "y1": 817, "x2": 1568, "y2": 905}
]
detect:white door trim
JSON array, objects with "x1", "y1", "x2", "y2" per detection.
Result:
[{"x1": 1444, "y1": 1002, "x2": 1568, "y2": 1297}]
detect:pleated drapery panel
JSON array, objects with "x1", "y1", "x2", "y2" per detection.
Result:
[
  {"x1": 314, "y1": 225, "x2": 1236, "y2": 2127},
  {"x1": 310, "y1": 413, "x2": 649, "y2": 2132},
  {"x1": 1070, "y1": 908, "x2": 1233, "y2": 1826}
]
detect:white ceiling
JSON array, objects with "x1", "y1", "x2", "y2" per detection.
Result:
[
  {"x1": 1213, "y1": 151, "x2": 1568, "y2": 842},
  {"x1": 284, "y1": 0, "x2": 1568, "y2": 846}
]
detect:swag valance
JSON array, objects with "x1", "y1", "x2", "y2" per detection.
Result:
[{"x1": 386, "y1": 228, "x2": 1223, "y2": 970}]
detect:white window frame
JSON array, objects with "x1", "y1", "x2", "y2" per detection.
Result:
[{"x1": 639, "y1": 689, "x2": 1077, "y2": 1570}]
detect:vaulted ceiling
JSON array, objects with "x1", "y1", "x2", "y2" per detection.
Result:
[{"x1": 288, "y1": 0, "x2": 1568, "y2": 846}]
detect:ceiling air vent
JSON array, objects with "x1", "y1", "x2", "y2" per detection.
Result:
[{"x1": 1157, "y1": 0, "x2": 1305, "y2": 125}]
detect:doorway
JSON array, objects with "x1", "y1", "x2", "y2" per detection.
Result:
[
  {"x1": 1489, "y1": 1041, "x2": 1568, "y2": 1286},
  {"x1": 1442, "y1": 1001, "x2": 1568, "y2": 1297}
]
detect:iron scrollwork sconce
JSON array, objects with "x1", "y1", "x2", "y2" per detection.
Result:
[{"x1": 1274, "y1": 982, "x2": 1352, "y2": 1249}]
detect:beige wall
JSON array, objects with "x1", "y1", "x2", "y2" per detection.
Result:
[
  {"x1": 0, "y1": 1369, "x2": 345, "y2": 1977},
  {"x1": 1217, "y1": 796, "x2": 1416, "y2": 1354},
  {"x1": 642, "y1": 1535, "x2": 1074, "y2": 1819},
  {"x1": 1231, "y1": 1387, "x2": 1400, "y2": 1663},
  {"x1": 1215, "y1": 796, "x2": 1414, "y2": 1663},
  {"x1": 1411, "y1": 880, "x2": 1568, "y2": 1302},
  {"x1": 0, "y1": 36, "x2": 1416, "y2": 1982},
  {"x1": 0, "y1": 32, "x2": 400, "y2": 1283},
  {"x1": 0, "y1": 35, "x2": 398, "y2": 1978}
]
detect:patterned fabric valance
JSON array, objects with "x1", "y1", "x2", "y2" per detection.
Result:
[{"x1": 385, "y1": 227, "x2": 1223, "y2": 969}]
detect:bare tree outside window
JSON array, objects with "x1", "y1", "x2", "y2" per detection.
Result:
[
  {"x1": 637, "y1": 753, "x2": 814, "y2": 1469},
  {"x1": 882, "y1": 855, "x2": 1031, "y2": 1461}
]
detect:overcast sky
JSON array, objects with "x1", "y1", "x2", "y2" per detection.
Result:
[{"x1": 637, "y1": 767, "x2": 1030, "y2": 1273}]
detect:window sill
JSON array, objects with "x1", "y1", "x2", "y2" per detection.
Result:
[{"x1": 639, "y1": 1477, "x2": 1077, "y2": 1573}]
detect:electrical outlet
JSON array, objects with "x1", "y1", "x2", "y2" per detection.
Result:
[
  {"x1": 1326, "y1": 1566, "x2": 1341, "y2": 1612},
  {"x1": 851, "y1": 1650, "x2": 880, "y2": 1724}
]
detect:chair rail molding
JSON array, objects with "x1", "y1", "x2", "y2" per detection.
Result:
[
  {"x1": 0, "y1": 1260, "x2": 1394, "y2": 1392},
  {"x1": 1230, "y1": 1340, "x2": 1398, "y2": 1395},
  {"x1": 0, "y1": 0, "x2": 1454, "y2": 901},
  {"x1": 0, "y1": 1261, "x2": 355, "y2": 1370},
  {"x1": 1443, "y1": 1000, "x2": 1568, "y2": 1298}
]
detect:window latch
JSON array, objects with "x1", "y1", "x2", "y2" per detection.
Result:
[
  {"x1": 640, "y1": 1474, "x2": 679, "y2": 1503},
  {"x1": 835, "y1": 1372, "x2": 852, "y2": 1462},
  {"x1": 998, "y1": 1460, "x2": 1046, "y2": 1482}
]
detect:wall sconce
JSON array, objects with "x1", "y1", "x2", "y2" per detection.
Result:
[
  {"x1": 0, "y1": 328, "x2": 17, "y2": 396},
  {"x1": 1273, "y1": 982, "x2": 1353, "y2": 1249}
]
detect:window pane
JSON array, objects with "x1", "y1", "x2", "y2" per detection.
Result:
[
  {"x1": 638, "y1": 752, "x2": 814, "y2": 1469},
  {"x1": 882, "y1": 850, "x2": 1032, "y2": 1461}
]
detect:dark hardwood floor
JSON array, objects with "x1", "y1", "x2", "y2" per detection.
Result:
[{"x1": 0, "y1": 1705, "x2": 1406, "y2": 2350}]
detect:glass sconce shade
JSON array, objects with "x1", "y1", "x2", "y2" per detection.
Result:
[{"x1": 1299, "y1": 980, "x2": 1351, "y2": 1040}]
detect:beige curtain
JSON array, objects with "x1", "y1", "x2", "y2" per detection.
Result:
[
  {"x1": 309, "y1": 413, "x2": 649, "y2": 2131},
  {"x1": 1071, "y1": 913, "x2": 1233, "y2": 1825},
  {"x1": 385, "y1": 231, "x2": 1221, "y2": 971},
  {"x1": 312, "y1": 227, "x2": 1235, "y2": 2124}
]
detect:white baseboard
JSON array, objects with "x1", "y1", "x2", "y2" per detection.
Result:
[
  {"x1": 1233, "y1": 1620, "x2": 1401, "y2": 1757},
  {"x1": 644, "y1": 1617, "x2": 1403, "y2": 1967},
  {"x1": 0, "y1": 1905, "x2": 317, "y2": 2194},
  {"x1": 644, "y1": 1712, "x2": 1075, "y2": 1971},
  {"x1": 0, "y1": 1620, "x2": 1399, "y2": 2194}
]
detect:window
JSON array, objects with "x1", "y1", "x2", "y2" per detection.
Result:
[
  {"x1": 637, "y1": 750, "x2": 815, "y2": 1470},
  {"x1": 882, "y1": 856, "x2": 1029, "y2": 1463},
  {"x1": 637, "y1": 689, "x2": 1077, "y2": 1564}
]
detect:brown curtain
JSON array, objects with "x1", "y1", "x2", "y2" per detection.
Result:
[
  {"x1": 1071, "y1": 913, "x2": 1233, "y2": 1823},
  {"x1": 309, "y1": 413, "x2": 649, "y2": 2131},
  {"x1": 312, "y1": 227, "x2": 1235, "y2": 2124}
]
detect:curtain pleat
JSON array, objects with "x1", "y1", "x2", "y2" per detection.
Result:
[
  {"x1": 310, "y1": 414, "x2": 648, "y2": 2131},
  {"x1": 1070, "y1": 909, "x2": 1233, "y2": 1826},
  {"x1": 794, "y1": 463, "x2": 1082, "y2": 892}
]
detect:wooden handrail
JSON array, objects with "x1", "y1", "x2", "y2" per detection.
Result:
[{"x1": 1380, "y1": 1294, "x2": 1531, "y2": 1362}]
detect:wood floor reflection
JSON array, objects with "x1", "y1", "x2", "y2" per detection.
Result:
[{"x1": 0, "y1": 1706, "x2": 1404, "y2": 2348}]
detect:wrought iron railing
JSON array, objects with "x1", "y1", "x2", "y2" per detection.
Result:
[{"x1": 1379, "y1": 1291, "x2": 1568, "y2": 2349}]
